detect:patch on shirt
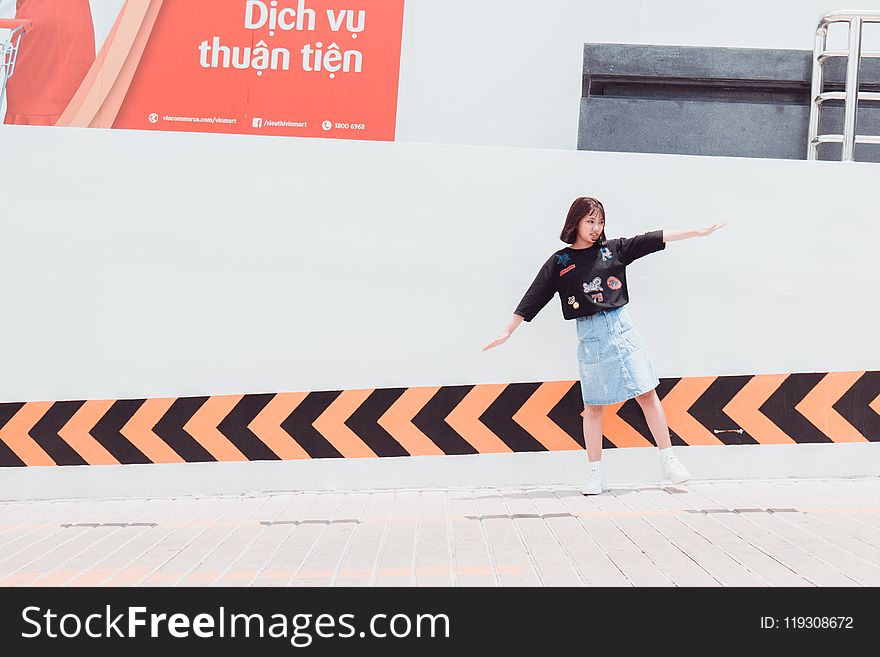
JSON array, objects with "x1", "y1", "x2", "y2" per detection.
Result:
[
  {"x1": 606, "y1": 276, "x2": 622, "y2": 290},
  {"x1": 600, "y1": 246, "x2": 613, "y2": 262},
  {"x1": 583, "y1": 277, "x2": 603, "y2": 294},
  {"x1": 590, "y1": 293, "x2": 604, "y2": 303},
  {"x1": 555, "y1": 253, "x2": 571, "y2": 266},
  {"x1": 567, "y1": 296, "x2": 579, "y2": 309},
  {"x1": 559, "y1": 264, "x2": 575, "y2": 276}
]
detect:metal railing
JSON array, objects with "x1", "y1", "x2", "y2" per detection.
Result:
[{"x1": 808, "y1": 10, "x2": 880, "y2": 161}]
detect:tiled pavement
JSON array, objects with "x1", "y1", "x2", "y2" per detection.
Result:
[{"x1": 1, "y1": 478, "x2": 879, "y2": 587}]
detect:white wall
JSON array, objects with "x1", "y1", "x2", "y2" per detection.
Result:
[
  {"x1": 3, "y1": 445, "x2": 879, "y2": 500},
  {"x1": 396, "y1": 0, "x2": 880, "y2": 148},
  {"x1": 1, "y1": 125, "x2": 878, "y2": 404}
]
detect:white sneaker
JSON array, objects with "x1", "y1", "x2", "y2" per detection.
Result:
[
  {"x1": 582, "y1": 461, "x2": 606, "y2": 495},
  {"x1": 660, "y1": 450, "x2": 691, "y2": 484}
]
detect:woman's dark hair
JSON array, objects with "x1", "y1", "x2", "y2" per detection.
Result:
[{"x1": 560, "y1": 197, "x2": 606, "y2": 245}]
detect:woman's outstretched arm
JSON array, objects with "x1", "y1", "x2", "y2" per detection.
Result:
[
  {"x1": 484, "y1": 254, "x2": 555, "y2": 351},
  {"x1": 482, "y1": 314, "x2": 524, "y2": 351},
  {"x1": 663, "y1": 223, "x2": 726, "y2": 242}
]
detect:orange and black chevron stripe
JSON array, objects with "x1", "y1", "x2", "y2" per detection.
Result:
[{"x1": 0, "y1": 371, "x2": 877, "y2": 466}]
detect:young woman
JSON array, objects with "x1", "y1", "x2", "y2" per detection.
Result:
[
  {"x1": 483, "y1": 197, "x2": 724, "y2": 494},
  {"x1": 3, "y1": 0, "x2": 95, "y2": 125}
]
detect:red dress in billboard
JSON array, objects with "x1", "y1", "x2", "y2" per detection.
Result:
[{"x1": 4, "y1": 0, "x2": 95, "y2": 125}]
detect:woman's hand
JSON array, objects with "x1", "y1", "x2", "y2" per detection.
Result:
[
  {"x1": 696, "y1": 223, "x2": 726, "y2": 237},
  {"x1": 663, "y1": 224, "x2": 726, "y2": 242},
  {"x1": 482, "y1": 331, "x2": 511, "y2": 351},
  {"x1": 484, "y1": 316, "x2": 521, "y2": 351}
]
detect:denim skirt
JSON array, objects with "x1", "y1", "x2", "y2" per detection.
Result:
[{"x1": 575, "y1": 306, "x2": 659, "y2": 405}]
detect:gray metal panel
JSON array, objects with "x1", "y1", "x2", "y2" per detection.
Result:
[
  {"x1": 579, "y1": 97, "x2": 880, "y2": 161},
  {"x1": 579, "y1": 43, "x2": 880, "y2": 162},
  {"x1": 583, "y1": 43, "x2": 880, "y2": 85},
  {"x1": 583, "y1": 43, "x2": 813, "y2": 83},
  {"x1": 578, "y1": 97, "x2": 810, "y2": 159}
]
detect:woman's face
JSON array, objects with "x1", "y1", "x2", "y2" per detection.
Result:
[{"x1": 577, "y1": 212, "x2": 605, "y2": 244}]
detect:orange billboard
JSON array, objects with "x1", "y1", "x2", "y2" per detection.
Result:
[{"x1": 2, "y1": 0, "x2": 406, "y2": 140}]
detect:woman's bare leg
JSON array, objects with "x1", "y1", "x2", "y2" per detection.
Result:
[
  {"x1": 583, "y1": 404, "x2": 604, "y2": 461},
  {"x1": 634, "y1": 389, "x2": 673, "y2": 450}
]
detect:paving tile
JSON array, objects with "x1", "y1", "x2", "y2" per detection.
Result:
[
  {"x1": 702, "y1": 482, "x2": 880, "y2": 586},
  {"x1": 333, "y1": 492, "x2": 395, "y2": 587},
  {"x1": 412, "y1": 491, "x2": 454, "y2": 587},
  {"x1": 686, "y1": 483, "x2": 858, "y2": 586},
  {"x1": 2, "y1": 477, "x2": 878, "y2": 588},
  {"x1": 611, "y1": 487, "x2": 760, "y2": 586},
  {"x1": 636, "y1": 485, "x2": 811, "y2": 586},
  {"x1": 447, "y1": 492, "x2": 494, "y2": 587}
]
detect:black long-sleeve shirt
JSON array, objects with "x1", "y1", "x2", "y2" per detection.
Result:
[{"x1": 513, "y1": 230, "x2": 666, "y2": 321}]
